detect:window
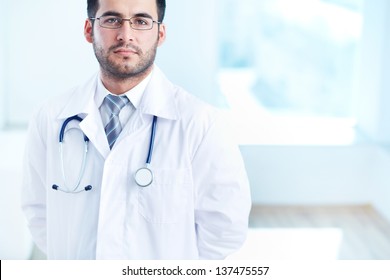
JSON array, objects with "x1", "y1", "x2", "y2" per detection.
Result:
[{"x1": 218, "y1": 0, "x2": 364, "y2": 145}]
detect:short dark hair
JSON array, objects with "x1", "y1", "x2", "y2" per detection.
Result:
[{"x1": 87, "y1": 0, "x2": 166, "y2": 22}]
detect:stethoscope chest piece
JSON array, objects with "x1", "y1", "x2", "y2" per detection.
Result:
[{"x1": 135, "y1": 166, "x2": 154, "y2": 187}]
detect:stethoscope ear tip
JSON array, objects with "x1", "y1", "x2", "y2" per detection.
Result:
[
  {"x1": 52, "y1": 185, "x2": 59, "y2": 190},
  {"x1": 85, "y1": 185, "x2": 93, "y2": 191}
]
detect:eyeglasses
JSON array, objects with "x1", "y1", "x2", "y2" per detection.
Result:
[{"x1": 90, "y1": 15, "x2": 161, "y2": 30}]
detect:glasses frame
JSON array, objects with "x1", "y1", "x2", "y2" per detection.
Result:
[{"x1": 89, "y1": 16, "x2": 161, "y2": 30}]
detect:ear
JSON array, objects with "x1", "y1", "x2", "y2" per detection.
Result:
[
  {"x1": 157, "y1": 23, "x2": 166, "y2": 47},
  {"x1": 84, "y1": 19, "x2": 94, "y2": 43}
]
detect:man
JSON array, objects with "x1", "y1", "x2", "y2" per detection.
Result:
[{"x1": 21, "y1": 0, "x2": 251, "y2": 259}]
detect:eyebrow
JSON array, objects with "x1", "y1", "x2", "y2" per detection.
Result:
[
  {"x1": 99, "y1": 11, "x2": 154, "y2": 19},
  {"x1": 133, "y1": 13, "x2": 153, "y2": 19},
  {"x1": 99, "y1": 10, "x2": 122, "y2": 17}
]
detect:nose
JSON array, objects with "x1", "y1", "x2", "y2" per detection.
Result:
[{"x1": 116, "y1": 19, "x2": 135, "y2": 42}]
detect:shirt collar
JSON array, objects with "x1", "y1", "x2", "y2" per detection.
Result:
[{"x1": 95, "y1": 70, "x2": 153, "y2": 109}]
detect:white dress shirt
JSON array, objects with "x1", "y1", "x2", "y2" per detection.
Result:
[{"x1": 95, "y1": 72, "x2": 153, "y2": 129}]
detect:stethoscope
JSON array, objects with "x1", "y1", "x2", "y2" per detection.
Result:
[{"x1": 52, "y1": 115, "x2": 157, "y2": 193}]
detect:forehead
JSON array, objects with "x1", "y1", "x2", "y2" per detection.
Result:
[{"x1": 97, "y1": 0, "x2": 158, "y2": 17}]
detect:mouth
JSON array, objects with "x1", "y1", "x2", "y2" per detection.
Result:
[{"x1": 112, "y1": 46, "x2": 139, "y2": 56}]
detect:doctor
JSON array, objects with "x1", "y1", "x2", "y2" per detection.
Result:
[{"x1": 21, "y1": 0, "x2": 251, "y2": 259}]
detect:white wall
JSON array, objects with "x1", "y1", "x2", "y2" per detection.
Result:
[
  {"x1": 241, "y1": 144, "x2": 390, "y2": 212},
  {"x1": 6, "y1": 0, "x2": 96, "y2": 125},
  {"x1": 241, "y1": 145, "x2": 371, "y2": 205},
  {"x1": 0, "y1": 131, "x2": 31, "y2": 259}
]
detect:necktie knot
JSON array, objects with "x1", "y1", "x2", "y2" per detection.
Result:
[{"x1": 104, "y1": 95, "x2": 129, "y2": 116}]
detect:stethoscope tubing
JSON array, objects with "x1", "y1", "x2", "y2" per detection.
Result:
[
  {"x1": 59, "y1": 115, "x2": 89, "y2": 143},
  {"x1": 56, "y1": 115, "x2": 90, "y2": 193},
  {"x1": 146, "y1": 116, "x2": 158, "y2": 164},
  {"x1": 54, "y1": 114, "x2": 158, "y2": 192}
]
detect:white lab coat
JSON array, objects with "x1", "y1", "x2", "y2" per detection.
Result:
[{"x1": 21, "y1": 66, "x2": 251, "y2": 260}]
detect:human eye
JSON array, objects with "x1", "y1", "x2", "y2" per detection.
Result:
[
  {"x1": 101, "y1": 16, "x2": 122, "y2": 27},
  {"x1": 131, "y1": 17, "x2": 151, "y2": 28}
]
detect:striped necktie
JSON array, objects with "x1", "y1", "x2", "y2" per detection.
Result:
[{"x1": 103, "y1": 94, "x2": 130, "y2": 149}]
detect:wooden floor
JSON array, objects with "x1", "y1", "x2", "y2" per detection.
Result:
[{"x1": 249, "y1": 204, "x2": 390, "y2": 260}]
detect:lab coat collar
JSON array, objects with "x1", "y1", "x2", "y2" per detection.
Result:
[
  {"x1": 57, "y1": 65, "x2": 180, "y2": 121},
  {"x1": 57, "y1": 74, "x2": 98, "y2": 120},
  {"x1": 138, "y1": 65, "x2": 180, "y2": 121}
]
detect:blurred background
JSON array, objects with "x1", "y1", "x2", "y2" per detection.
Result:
[{"x1": 2, "y1": 0, "x2": 390, "y2": 260}]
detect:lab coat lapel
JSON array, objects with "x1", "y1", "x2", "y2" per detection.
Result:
[
  {"x1": 119, "y1": 67, "x2": 180, "y2": 142},
  {"x1": 138, "y1": 66, "x2": 180, "y2": 121},
  {"x1": 57, "y1": 73, "x2": 110, "y2": 158},
  {"x1": 80, "y1": 105, "x2": 110, "y2": 158}
]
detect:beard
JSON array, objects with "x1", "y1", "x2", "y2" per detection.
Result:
[{"x1": 92, "y1": 40, "x2": 158, "y2": 81}]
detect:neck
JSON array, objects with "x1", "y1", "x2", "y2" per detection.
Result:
[{"x1": 100, "y1": 66, "x2": 153, "y2": 95}]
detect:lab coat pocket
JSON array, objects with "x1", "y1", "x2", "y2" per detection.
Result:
[{"x1": 138, "y1": 168, "x2": 192, "y2": 223}]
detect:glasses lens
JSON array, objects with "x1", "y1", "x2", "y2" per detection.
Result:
[
  {"x1": 130, "y1": 17, "x2": 153, "y2": 30},
  {"x1": 99, "y1": 16, "x2": 122, "y2": 28}
]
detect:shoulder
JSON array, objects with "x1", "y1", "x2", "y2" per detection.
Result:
[
  {"x1": 33, "y1": 74, "x2": 97, "y2": 120},
  {"x1": 143, "y1": 66, "x2": 220, "y2": 128},
  {"x1": 171, "y1": 84, "x2": 236, "y2": 151},
  {"x1": 172, "y1": 84, "x2": 221, "y2": 130}
]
